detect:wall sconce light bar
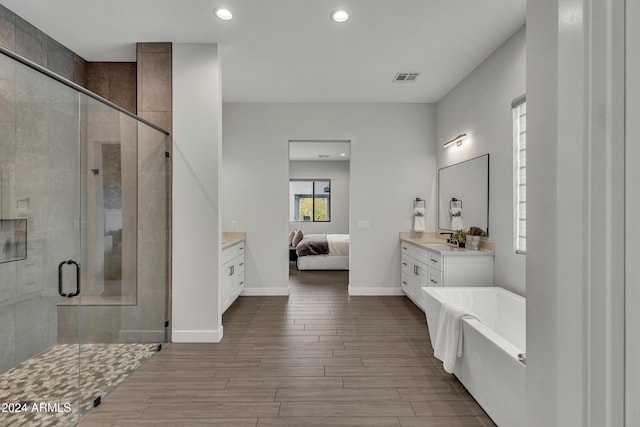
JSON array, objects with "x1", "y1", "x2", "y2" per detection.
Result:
[{"x1": 443, "y1": 133, "x2": 467, "y2": 148}]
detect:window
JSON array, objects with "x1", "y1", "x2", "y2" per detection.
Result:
[
  {"x1": 289, "y1": 180, "x2": 331, "y2": 222},
  {"x1": 513, "y1": 95, "x2": 526, "y2": 254}
]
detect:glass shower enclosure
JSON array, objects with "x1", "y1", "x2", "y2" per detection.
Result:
[{"x1": 0, "y1": 46, "x2": 169, "y2": 426}]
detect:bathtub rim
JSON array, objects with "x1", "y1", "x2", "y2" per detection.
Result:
[
  {"x1": 422, "y1": 286, "x2": 526, "y2": 358},
  {"x1": 423, "y1": 285, "x2": 525, "y2": 306}
]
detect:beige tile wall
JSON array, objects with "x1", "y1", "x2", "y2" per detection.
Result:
[
  {"x1": 136, "y1": 43, "x2": 172, "y2": 133},
  {"x1": 0, "y1": 4, "x2": 171, "y2": 349},
  {"x1": 86, "y1": 62, "x2": 137, "y2": 114},
  {"x1": 0, "y1": 4, "x2": 136, "y2": 112}
]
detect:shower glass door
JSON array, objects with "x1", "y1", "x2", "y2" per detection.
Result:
[
  {"x1": 1, "y1": 44, "x2": 169, "y2": 426},
  {"x1": 0, "y1": 52, "x2": 83, "y2": 425}
]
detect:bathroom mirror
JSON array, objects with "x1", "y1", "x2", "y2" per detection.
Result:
[{"x1": 437, "y1": 154, "x2": 489, "y2": 233}]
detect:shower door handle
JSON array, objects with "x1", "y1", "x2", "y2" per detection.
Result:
[{"x1": 58, "y1": 260, "x2": 81, "y2": 298}]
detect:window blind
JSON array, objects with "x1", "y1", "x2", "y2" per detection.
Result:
[{"x1": 513, "y1": 96, "x2": 526, "y2": 254}]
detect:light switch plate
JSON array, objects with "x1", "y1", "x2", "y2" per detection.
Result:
[
  {"x1": 358, "y1": 220, "x2": 370, "y2": 230},
  {"x1": 231, "y1": 220, "x2": 237, "y2": 230}
]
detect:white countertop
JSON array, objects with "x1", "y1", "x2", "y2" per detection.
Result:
[
  {"x1": 400, "y1": 232, "x2": 494, "y2": 256},
  {"x1": 222, "y1": 232, "x2": 246, "y2": 249}
]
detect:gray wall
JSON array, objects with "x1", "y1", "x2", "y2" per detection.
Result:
[
  {"x1": 289, "y1": 160, "x2": 349, "y2": 235},
  {"x1": 223, "y1": 103, "x2": 436, "y2": 295},
  {"x1": 436, "y1": 26, "x2": 526, "y2": 296}
]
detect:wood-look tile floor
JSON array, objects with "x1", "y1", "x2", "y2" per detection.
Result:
[{"x1": 78, "y1": 265, "x2": 496, "y2": 427}]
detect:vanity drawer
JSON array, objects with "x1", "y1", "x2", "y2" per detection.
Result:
[
  {"x1": 401, "y1": 242, "x2": 410, "y2": 255},
  {"x1": 222, "y1": 241, "x2": 245, "y2": 264},
  {"x1": 427, "y1": 250, "x2": 442, "y2": 270},
  {"x1": 236, "y1": 257, "x2": 245, "y2": 274},
  {"x1": 401, "y1": 254, "x2": 412, "y2": 274},
  {"x1": 427, "y1": 266, "x2": 442, "y2": 287},
  {"x1": 410, "y1": 245, "x2": 430, "y2": 263},
  {"x1": 238, "y1": 272, "x2": 245, "y2": 294},
  {"x1": 401, "y1": 273, "x2": 410, "y2": 292}
]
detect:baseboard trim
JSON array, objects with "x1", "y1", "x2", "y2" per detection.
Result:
[
  {"x1": 241, "y1": 287, "x2": 290, "y2": 296},
  {"x1": 172, "y1": 326, "x2": 223, "y2": 343},
  {"x1": 348, "y1": 285, "x2": 405, "y2": 296}
]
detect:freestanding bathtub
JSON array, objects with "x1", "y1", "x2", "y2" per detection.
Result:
[{"x1": 422, "y1": 287, "x2": 525, "y2": 427}]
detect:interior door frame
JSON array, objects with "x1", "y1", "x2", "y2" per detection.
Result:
[{"x1": 626, "y1": 0, "x2": 638, "y2": 424}]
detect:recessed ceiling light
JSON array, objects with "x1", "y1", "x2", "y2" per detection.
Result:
[
  {"x1": 340, "y1": 153, "x2": 346, "y2": 157},
  {"x1": 330, "y1": 10, "x2": 349, "y2": 23},
  {"x1": 214, "y1": 8, "x2": 233, "y2": 20}
]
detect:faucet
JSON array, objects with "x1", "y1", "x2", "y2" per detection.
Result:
[{"x1": 439, "y1": 232, "x2": 453, "y2": 243}]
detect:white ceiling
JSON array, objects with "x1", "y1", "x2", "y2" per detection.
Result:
[{"x1": 1, "y1": 0, "x2": 526, "y2": 103}]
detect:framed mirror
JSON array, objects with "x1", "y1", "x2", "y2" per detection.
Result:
[{"x1": 437, "y1": 154, "x2": 489, "y2": 233}]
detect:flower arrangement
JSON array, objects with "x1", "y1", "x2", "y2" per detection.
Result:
[
  {"x1": 452, "y1": 229, "x2": 466, "y2": 247},
  {"x1": 466, "y1": 226, "x2": 487, "y2": 250},
  {"x1": 467, "y1": 226, "x2": 488, "y2": 237}
]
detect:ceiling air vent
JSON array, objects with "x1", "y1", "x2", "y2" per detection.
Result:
[
  {"x1": 318, "y1": 154, "x2": 330, "y2": 158},
  {"x1": 393, "y1": 72, "x2": 420, "y2": 83}
]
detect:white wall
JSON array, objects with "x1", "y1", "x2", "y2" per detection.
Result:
[
  {"x1": 436, "y1": 26, "x2": 526, "y2": 296},
  {"x1": 289, "y1": 160, "x2": 349, "y2": 235},
  {"x1": 627, "y1": 1, "x2": 640, "y2": 423},
  {"x1": 527, "y1": 1, "x2": 625, "y2": 425},
  {"x1": 172, "y1": 43, "x2": 223, "y2": 342},
  {"x1": 222, "y1": 103, "x2": 436, "y2": 295}
]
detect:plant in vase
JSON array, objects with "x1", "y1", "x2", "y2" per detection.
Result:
[
  {"x1": 452, "y1": 229, "x2": 467, "y2": 248},
  {"x1": 466, "y1": 226, "x2": 488, "y2": 250}
]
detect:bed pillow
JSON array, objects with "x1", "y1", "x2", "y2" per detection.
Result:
[
  {"x1": 292, "y1": 230, "x2": 304, "y2": 246},
  {"x1": 288, "y1": 231, "x2": 295, "y2": 246}
]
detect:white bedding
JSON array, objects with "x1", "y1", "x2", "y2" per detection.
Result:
[
  {"x1": 327, "y1": 234, "x2": 350, "y2": 256},
  {"x1": 296, "y1": 254, "x2": 349, "y2": 270},
  {"x1": 295, "y1": 233, "x2": 349, "y2": 271}
]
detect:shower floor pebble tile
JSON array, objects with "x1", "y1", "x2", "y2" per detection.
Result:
[{"x1": 0, "y1": 343, "x2": 157, "y2": 427}]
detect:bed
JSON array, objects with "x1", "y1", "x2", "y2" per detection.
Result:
[{"x1": 295, "y1": 233, "x2": 349, "y2": 270}]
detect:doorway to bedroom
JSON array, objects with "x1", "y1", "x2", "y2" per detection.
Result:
[{"x1": 288, "y1": 140, "x2": 350, "y2": 288}]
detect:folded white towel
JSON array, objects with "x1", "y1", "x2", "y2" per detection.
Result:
[
  {"x1": 450, "y1": 207, "x2": 463, "y2": 231},
  {"x1": 413, "y1": 207, "x2": 426, "y2": 231},
  {"x1": 433, "y1": 302, "x2": 479, "y2": 373}
]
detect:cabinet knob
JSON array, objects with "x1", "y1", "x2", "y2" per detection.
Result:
[
  {"x1": 402, "y1": 281, "x2": 408, "y2": 285},
  {"x1": 402, "y1": 262, "x2": 408, "y2": 266},
  {"x1": 430, "y1": 258, "x2": 438, "y2": 263},
  {"x1": 430, "y1": 279, "x2": 437, "y2": 284}
]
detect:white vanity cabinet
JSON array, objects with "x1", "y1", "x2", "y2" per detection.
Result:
[
  {"x1": 221, "y1": 240, "x2": 245, "y2": 313},
  {"x1": 401, "y1": 243, "x2": 429, "y2": 302},
  {"x1": 400, "y1": 240, "x2": 493, "y2": 310}
]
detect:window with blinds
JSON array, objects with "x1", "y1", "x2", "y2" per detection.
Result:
[{"x1": 513, "y1": 95, "x2": 526, "y2": 255}]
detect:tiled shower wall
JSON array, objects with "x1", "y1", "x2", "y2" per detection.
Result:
[
  {"x1": 0, "y1": 4, "x2": 86, "y2": 86},
  {"x1": 0, "y1": 4, "x2": 171, "y2": 370},
  {"x1": 136, "y1": 42, "x2": 172, "y2": 334},
  {"x1": 0, "y1": 4, "x2": 136, "y2": 114},
  {"x1": 86, "y1": 62, "x2": 137, "y2": 114},
  {"x1": 0, "y1": 55, "x2": 82, "y2": 373}
]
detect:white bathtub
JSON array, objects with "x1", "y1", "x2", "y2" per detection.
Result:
[{"x1": 422, "y1": 287, "x2": 525, "y2": 427}]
